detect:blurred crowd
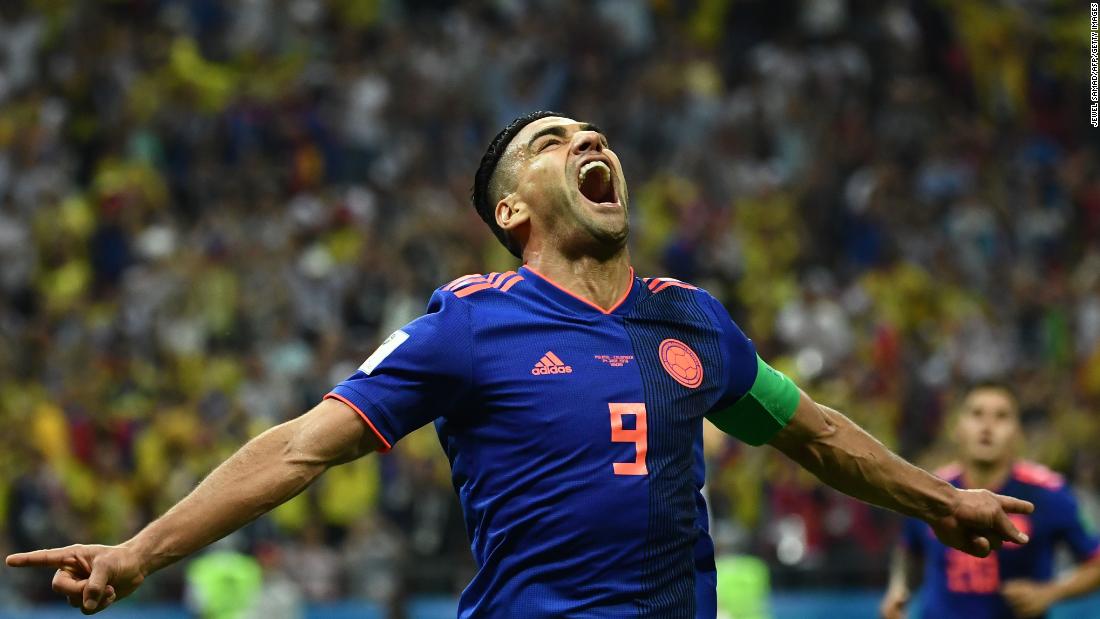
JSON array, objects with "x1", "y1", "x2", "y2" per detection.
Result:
[{"x1": 2, "y1": 0, "x2": 1099, "y2": 611}]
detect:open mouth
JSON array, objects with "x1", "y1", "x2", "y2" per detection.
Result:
[{"x1": 577, "y1": 160, "x2": 617, "y2": 205}]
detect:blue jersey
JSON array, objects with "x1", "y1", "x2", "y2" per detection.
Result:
[
  {"x1": 326, "y1": 265, "x2": 778, "y2": 618},
  {"x1": 903, "y1": 462, "x2": 1100, "y2": 619}
]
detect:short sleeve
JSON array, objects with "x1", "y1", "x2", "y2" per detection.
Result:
[
  {"x1": 700, "y1": 292, "x2": 801, "y2": 446},
  {"x1": 1052, "y1": 487, "x2": 1100, "y2": 563},
  {"x1": 901, "y1": 517, "x2": 926, "y2": 556},
  {"x1": 325, "y1": 289, "x2": 473, "y2": 452}
]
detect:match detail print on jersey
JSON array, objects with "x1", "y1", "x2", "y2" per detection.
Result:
[
  {"x1": 658, "y1": 338, "x2": 703, "y2": 388},
  {"x1": 359, "y1": 330, "x2": 409, "y2": 375}
]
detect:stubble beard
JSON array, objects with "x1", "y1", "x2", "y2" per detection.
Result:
[{"x1": 567, "y1": 197, "x2": 629, "y2": 260}]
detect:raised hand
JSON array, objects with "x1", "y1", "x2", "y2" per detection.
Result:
[
  {"x1": 6, "y1": 544, "x2": 147, "y2": 614},
  {"x1": 928, "y1": 489, "x2": 1034, "y2": 557}
]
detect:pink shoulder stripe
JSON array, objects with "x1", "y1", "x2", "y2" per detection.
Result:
[
  {"x1": 491, "y1": 271, "x2": 517, "y2": 288},
  {"x1": 454, "y1": 282, "x2": 493, "y2": 298},
  {"x1": 934, "y1": 462, "x2": 963, "y2": 480},
  {"x1": 499, "y1": 275, "x2": 523, "y2": 292},
  {"x1": 644, "y1": 277, "x2": 698, "y2": 294},
  {"x1": 654, "y1": 280, "x2": 697, "y2": 293},
  {"x1": 1012, "y1": 461, "x2": 1064, "y2": 490},
  {"x1": 444, "y1": 273, "x2": 485, "y2": 291},
  {"x1": 448, "y1": 270, "x2": 524, "y2": 299}
]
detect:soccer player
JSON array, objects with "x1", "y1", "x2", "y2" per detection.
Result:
[
  {"x1": 880, "y1": 382, "x2": 1100, "y2": 619},
  {"x1": 8, "y1": 112, "x2": 1035, "y2": 618}
]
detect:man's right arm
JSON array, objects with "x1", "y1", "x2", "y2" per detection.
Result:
[{"x1": 5, "y1": 398, "x2": 379, "y2": 614}]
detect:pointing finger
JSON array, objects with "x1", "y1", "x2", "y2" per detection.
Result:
[
  {"x1": 6, "y1": 547, "x2": 75, "y2": 568},
  {"x1": 997, "y1": 495, "x2": 1035, "y2": 515}
]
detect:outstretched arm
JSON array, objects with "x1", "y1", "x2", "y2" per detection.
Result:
[
  {"x1": 768, "y1": 391, "x2": 1032, "y2": 557},
  {"x1": 6, "y1": 398, "x2": 380, "y2": 614}
]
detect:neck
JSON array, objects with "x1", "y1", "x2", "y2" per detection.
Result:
[
  {"x1": 962, "y1": 458, "x2": 1014, "y2": 491},
  {"x1": 523, "y1": 245, "x2": 633, "y2": 312}
]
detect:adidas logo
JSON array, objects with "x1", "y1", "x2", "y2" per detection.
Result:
[{"x1": 531, "y1": 351, "x2": 573, "y2": 375}]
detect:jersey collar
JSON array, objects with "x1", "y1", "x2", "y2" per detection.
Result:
[{"x1": 519, "y1": 264, "x2": 639, "y2": 316}]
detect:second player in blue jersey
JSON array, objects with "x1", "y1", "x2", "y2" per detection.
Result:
[{"x1": 883, "y1": 384, "x2": 1100, "y2": 619}]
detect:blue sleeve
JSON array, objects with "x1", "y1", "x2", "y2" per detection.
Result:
[
  {"x1": 699, "y1": 291, "x2": 801, "y2": 445},
  {"x1": 902, "y1": 518, "x2": 926, "y2": 556},
  {"x1": 325, "y1": 289, "x2": 473, "y2": 452},
  {"x1": 1051, "y1": 487, "x2": 1100, "y2": 563},
  {"x1": 697, "y1": 292, "x2": 758, "y2": 406}
]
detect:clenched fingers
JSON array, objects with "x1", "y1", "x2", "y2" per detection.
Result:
[
  {"x1": 82, "y1": 564, "x2": 111, "y2": 613},
  {"x1": 52, "y1": 569, "x2": 85, "y2": 596},
  {"x1": 968, "y1": 535, "x2": 992, "y2": 557},
  {"x1": 80, "y1": 588, "x2": 116, "y2": 615}
]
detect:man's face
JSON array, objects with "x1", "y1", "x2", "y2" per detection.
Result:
[
  {"x1": 497, "y1": 116, "x2": 629, "y2": 256},
  {"x1": 954, "y1": 388, "x2": 1021, "y2": 466}
]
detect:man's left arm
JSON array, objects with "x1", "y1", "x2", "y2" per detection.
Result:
[
  {"x1": 766, "y1": 390, "x2": 1033, "y2": 558},
  {"x1": 698, "y1": 292, "x2": 1031, "y2": 557}
]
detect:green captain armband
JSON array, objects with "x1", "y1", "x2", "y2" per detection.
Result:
[{"x1": 707, "y1": 355, "x2": 801, "y2": 446}]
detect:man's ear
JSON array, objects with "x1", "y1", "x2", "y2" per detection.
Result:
[{"x1": 496, "y1": 194, "x2": 530, "y2": 233}]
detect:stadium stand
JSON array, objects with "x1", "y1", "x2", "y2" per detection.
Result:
[{"x1": 1, "y1": 0, "x2": 1098, "y2": 614}]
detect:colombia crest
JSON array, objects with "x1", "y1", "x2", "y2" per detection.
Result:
[{"x1": 659, "y1": 338, "x2": 703, "y2": 388}]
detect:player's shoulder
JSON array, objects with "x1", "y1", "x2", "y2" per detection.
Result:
[
  {"x1": 435, "y1": 270, "x2": 526, "y2": 302},
  {"x1": 933, "y1": 462, "x2": 965, "y2": 484},
  {"x1": 640, "y1": 274, "x2": 730, "y2": 317},
  {"x1": 1011, "y1": 460, "x2": 1068, "y2": 492}
]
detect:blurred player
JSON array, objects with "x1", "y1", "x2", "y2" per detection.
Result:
[
  {"x1": 8, "y1": 112, "x2": 1034, "y2": 618},
  {"x1": 881, "y1": 382, "x2": 1100, "y2": 619}
]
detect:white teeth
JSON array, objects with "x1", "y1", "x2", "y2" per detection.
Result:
[{"x1": 579, "y1": 160, "x2": 611, "y2": 184}]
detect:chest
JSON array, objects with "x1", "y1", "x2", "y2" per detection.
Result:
[{"x1": 460, "y1": 307, "x2": 727, "y2": 465}]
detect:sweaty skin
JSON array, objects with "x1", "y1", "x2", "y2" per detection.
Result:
[{"x1": 7, "y1": 116, "x2": 1033, "y2": 615}]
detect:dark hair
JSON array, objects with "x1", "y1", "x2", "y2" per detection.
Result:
[
  {"x1": 472, "y1": 110, "x2": 565, "y2": 258},
  {"x1": 963, "y1": 380, "x2": 1020, "y2": 408}
]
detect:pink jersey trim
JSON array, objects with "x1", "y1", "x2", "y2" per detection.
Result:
[
  {"x1": 522, "y1": 264, "x2": 635, "y2": 314},
  {"x1": 935, "y1": 462, "x2": 963, "y2": 481},
  {"x1": 499, "y1": 274, "x2": 523, "y2": 292},
  {"x1": 454, "y1": 282, "x2": 493, "y2": 298},
  {"x1": 1012, "y1": 461, "x2": 1064, "y2": 490},
  {"x1": 444, "y1": 274, "x2": 485, "y2": 291},
  {"x1": 323, "y1": 392, "x2": 392, "y2": 453}
]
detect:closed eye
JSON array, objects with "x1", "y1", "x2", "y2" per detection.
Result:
[{"x1": 537, "y1": 138, "x2": 561, "y2": 152}]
